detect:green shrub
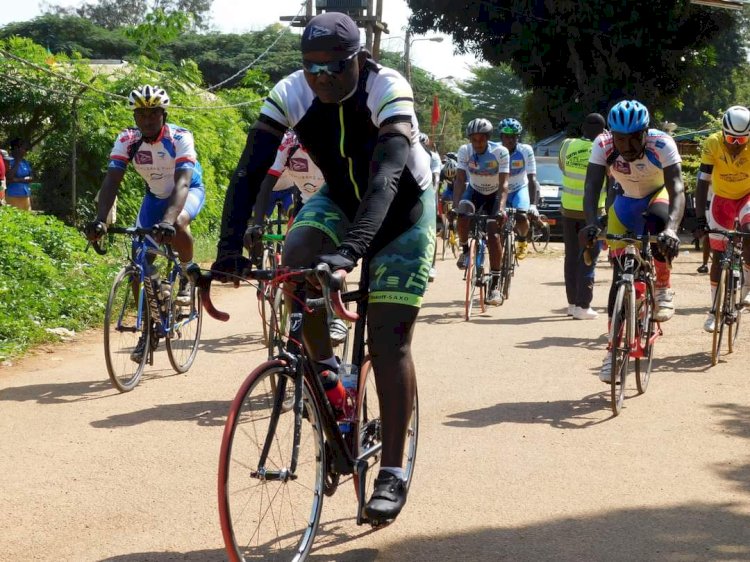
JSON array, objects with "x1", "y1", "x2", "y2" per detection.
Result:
[{"x1": 0, "y1": 208, "x2": 119, "y2": 359}]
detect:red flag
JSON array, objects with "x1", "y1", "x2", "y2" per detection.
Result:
[{"x1": 431, "y1": 94, "x2": 440, "y2": 129}]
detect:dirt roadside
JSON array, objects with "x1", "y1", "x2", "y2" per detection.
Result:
[{"x1": 1, "y1": 243, "x2": 749, "y2": 561}]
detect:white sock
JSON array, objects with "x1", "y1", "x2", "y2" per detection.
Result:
[
  {"x1": 381, "y1": 466, "x2": 405, "y2": 481},
  {"x1": 710, "y1": 285, "x2": 718, "y2": 307}
]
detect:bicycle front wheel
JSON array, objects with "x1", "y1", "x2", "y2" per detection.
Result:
[
  {"x1": 610, "y1": 284, "x2": 631, "y2": 415},
  {"x1": 711, "y1": 267, "x2": 727, "y2": 366},
  {"x1": 501, "y1": 232, "x2": 514, "y2": 300},
  {"x1": 166, "y1": 279, "x2": 203, "y2": 373},
  {"x1": 104, "y1": 266, "x2": 149, "y2": 392},
  {"x1": 464, "y1": 240, "x2": 478, "y2": 320},
  {"x1": 635, "y1": 281, "x2": 656, "y2": 394},
  {"x1": 219, "y1": 362, "x2": 325, "y2": 562},
  {"x1": 728, "y1": 266, "x2": 743, "y2": 354},
  {"x1": 353, "y1": 357, "x2": 418, "y2": 504}
]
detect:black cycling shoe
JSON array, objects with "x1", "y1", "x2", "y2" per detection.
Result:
[
  {"x1": 130, "y1": 334, "x2": 148, "y2": 364},
  {"x1": 364, "y1": 470, "x2": 407, "y2": 521},
  {"x1": 697, "y1": 264, "x2": 709, "y2": 274}
]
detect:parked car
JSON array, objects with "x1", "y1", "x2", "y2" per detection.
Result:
[{"x1": 535, "y1": 156, "x2": 564, "y2": 238}]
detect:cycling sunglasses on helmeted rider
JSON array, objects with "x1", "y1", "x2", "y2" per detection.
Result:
[
  {"x1": 724, "y1": 133, "x2": 750, "y2": 145},
  {"x1": 302, "y1": 51, "x2": 358, "y2": 76}
]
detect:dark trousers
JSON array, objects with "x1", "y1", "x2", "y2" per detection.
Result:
[{"x1": 562, "y1": 216, "x2": 599, "y2": 308}]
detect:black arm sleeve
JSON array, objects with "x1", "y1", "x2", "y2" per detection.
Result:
[
  {"x1": 339, "y1": 132, "x2": 411, "y2": 259},
  {"x1": 217, "y1": 127, "x2": 282, "y2": 256}
]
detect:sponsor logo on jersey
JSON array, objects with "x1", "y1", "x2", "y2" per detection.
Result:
[
  {"x1": 613, "y1": 160, "x2": 631, "y2": 174},
  {"x1": 157, "y1": 151, "x2": 167, "y2": 159},
  {"x1": 720, "y1": 172, "x2": 750, "y2": 183},
  {"x1": 511, "y1": 160, "x2": 524, "y2": 169},
  {"x1": 289, "y1": 157, "x2": 309, "y2": 172},
  {"x1": 135, "y1": 151, "x2": 153, "y2": 165},
  {"x1": 655, "y1": 140, "x2": 666, "y2": 149}
]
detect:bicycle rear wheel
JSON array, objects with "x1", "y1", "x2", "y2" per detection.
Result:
[
  {"x1": 166, "y1": 279, "x2": 203, "y2": 373},
  {"x1": 104, "y1": 266, "x2": 149, "y2": 392},
  {"x1": 635, "y1": 281, "x2": 656, "y2": 394},
  {"x1": 464, "y1": 239, "x2": 478, "y2": 320},
  {"x1": 353, "y1": 357, "x2": 419, "y2": 506},
  {"x1": 530, "y1": 217, "x2": 550, "y2": 252},
  {"x1": 219, "y1": 362, "x2": 324, "y2": 562},
  {"x1": 610, "y1": 284, "x2": 631, "y2": 415},
  {"x1": 711, "y1": 268, "x2": 727, "y2": 366}
]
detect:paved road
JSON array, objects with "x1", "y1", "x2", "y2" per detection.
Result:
[{"x1": 2, "y1": 243, "x2": 749, "y2": 561}]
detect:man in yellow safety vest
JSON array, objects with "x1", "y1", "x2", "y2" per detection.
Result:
[{"x1": 559, "y1": 113, "x2": 607, "y2": 320}]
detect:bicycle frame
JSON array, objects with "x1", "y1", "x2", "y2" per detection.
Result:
[
  {"x1": 609, "y1": 233, "x2": 661, "y2": 358},
  {"x1": 110, "y1": 227, "x2": 189, "y2": 344},
  {"x1": 250, "y1": 265, "x2": 381, "y2": 526}
]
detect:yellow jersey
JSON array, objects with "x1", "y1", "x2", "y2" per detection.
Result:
[{"x1": 701, "y1": 132, "x2": 750, "y2": 199}]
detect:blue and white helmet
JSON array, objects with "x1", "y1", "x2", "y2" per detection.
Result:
[
  {"x1": 498, "y1": 117, "x2": 523, "y2": 135},
  {"x1": 608, "y1": 100, "x2": 649, "y2": 134}
]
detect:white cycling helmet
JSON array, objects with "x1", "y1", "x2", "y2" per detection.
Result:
[
  {"x1": 442, "y1": 159, "x2": 457, "y2": 179},
  {"x1": 466, "y1": 118, "x2": 493, "y2": 137},
  {"x1": 722, "y1": 106, "x2": 750, "y2": 137},
  {"x1": 128, "y1": 85, "x2": 170, "y2": 109}
]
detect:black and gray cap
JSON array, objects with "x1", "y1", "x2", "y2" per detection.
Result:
[{"x1": 301, "y1": 12, "x2": 361, "y2": 55}]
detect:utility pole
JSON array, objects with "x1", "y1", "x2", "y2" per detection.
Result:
[
  {"x1": 281, "y1": 0, "x2": 389, "y2": 58},
  {"x1": 404, "y1": 27, "x2": 412, "y2": 83}
]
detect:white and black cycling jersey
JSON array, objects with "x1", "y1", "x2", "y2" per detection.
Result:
[{"x1": 258, "y1": 59, "x2": 432, "y2": 216}]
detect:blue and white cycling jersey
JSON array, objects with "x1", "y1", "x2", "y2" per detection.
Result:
[
  {"x1": 505, "y1": 142, "x2": 536, "y2": 193},
  {"x1": 456, "y1": 141, "x2": 510, "y2": 195},
  {"x1": 108, "y1": 123, "x2": 204, "y2": 199}
]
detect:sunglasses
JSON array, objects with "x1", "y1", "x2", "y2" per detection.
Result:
[
  {"x1": 724, "y1": 133, "x2": 749, "y2": 145},
  {"x1": 302, "y1": 51, "x2": 358, "y2": 76}
]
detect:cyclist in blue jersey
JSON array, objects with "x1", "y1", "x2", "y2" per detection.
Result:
[
  {"x1": 454, "y1": 118, "x2": 510, "y2": 306},
  {"x1": 498, "y1": 118, "x2": 540, "y2": 260},
  {"x1": 85, "y1": 85, "x2": 206, "y2": 362},
  {"x1": 211, "y1": 12, "x2": 435, "y2": 521}
]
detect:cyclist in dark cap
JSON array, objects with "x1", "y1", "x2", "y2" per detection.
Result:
[{"x1": 212, "y1": 12, "x2": 435, "y2": 521}]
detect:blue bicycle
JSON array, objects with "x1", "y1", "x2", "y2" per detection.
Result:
[
  {"x1": 463, "y1": 212, "x2": 491, "y2": 320},
  {"x1": 93, "y1": 226, "x2": 203, "y2": 392}
]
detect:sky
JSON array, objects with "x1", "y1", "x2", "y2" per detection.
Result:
[{"x1": 0, "y1": 0, "x2": 481, "y2": 80}]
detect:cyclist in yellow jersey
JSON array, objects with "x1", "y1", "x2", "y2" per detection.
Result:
[{"x1": 694, "y1": 105, "x2": 750, "y2": 332}]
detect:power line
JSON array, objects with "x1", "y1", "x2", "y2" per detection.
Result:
[{"x1": 206, "y1": 0, "x2": 306, "y2": 91}]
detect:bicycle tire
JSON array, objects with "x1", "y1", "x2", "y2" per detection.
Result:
[
  {"x1": 465, "y1": 239, "x2": 478, "y2": 321},
  {"x1": 477, "y1": 242, "x2": 488, "y2": 314},
  {"x1": 530, "y1": 217, "x2": 550, "y2": 252},
  {"x1": 501, "y1": 231, "x2": 514, "y2": 300},
  {"x1": 610, "y1": 284, "x2": 631, "y2": 415},
  {"x1": 353, "y1": 357, "x2": 418, "y2": 504},
  {"x1": 259, "y1": 251, "x2": 277, "y2": 353},
  {"x1": 635, "y1": 280, "x2": 655, "y2": 394},
  {"x1": 166, "y1": 278, "x2": 203, "y2": 374},
  {"x1": 104, "y1": 266, "x2": 149, "y2": 393},
  {"x1": 728, "y1": 265, "x2": 743, "y2": 353},
  {"x1": 219, "y1": 361, "x2": 324, "y2": 562},
  {"x1": 711, "y1": 267, "x2": 727, "y2": 366}
]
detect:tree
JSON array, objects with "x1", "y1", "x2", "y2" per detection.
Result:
[
  {"x1": 41, "y1": 0, "x2": 212, "y2": 31},
  {"x1": 457, "y1": 64, "x2": 528, "y2": 131},
  {"x1": 407, "y1": 0, "x2": 744, "y2": 138},
  {"x1": 0, "y1": 15, "x2": 136, "y2": 59}
]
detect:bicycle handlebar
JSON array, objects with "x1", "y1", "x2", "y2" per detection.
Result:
[
  {"x1": 85, "y1": 226, "x2": 172, "y2": 256},
  {"x1": 703, "y1": 227, "x2": 750, "y2": 240},
  {"x1": 186, "y1": 263, "x2": 359, "y2": 323}
]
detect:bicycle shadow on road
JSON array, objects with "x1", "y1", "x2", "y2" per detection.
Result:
[
  {"x1": 444, "y1": 392, "x2": 610, "y2": 430},
  {"x1": 371, "y1": 503, "x2": 750, "y2": 562},
  {"x1": 89, "y1": 399, "x2": 231, "y2": 428},
  {"x1": 0, "y1": 378, "x2": 124, "y2": 404},
  {"x1": 652, "y1": 351, "x2": 711, "y2": 374},
  {"x1": 198, "y1": 332, "x2": 266, "y2": 354},
  {"x1": 516, "y1": 334, "x2": 606, "y2": 350}
]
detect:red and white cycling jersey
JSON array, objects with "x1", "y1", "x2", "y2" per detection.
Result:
[
  {"x1": 590, "y1": 129, "x2": 680, "y2": 199},
  {"x1": 268, "y1": 130, "x2": 324, "y2": 202}
]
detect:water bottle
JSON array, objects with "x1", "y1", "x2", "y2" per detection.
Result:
[
  {"x1": 337, "y1": 363, "x2": 359, "y2": 434},
  {"x1": 320, "y1": 369, "x2": 346, "y2": 420}
]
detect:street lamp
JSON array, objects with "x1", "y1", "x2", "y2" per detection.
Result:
[{"x1": 403, "y1": 30, "x2": 443, "y2": 83}]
